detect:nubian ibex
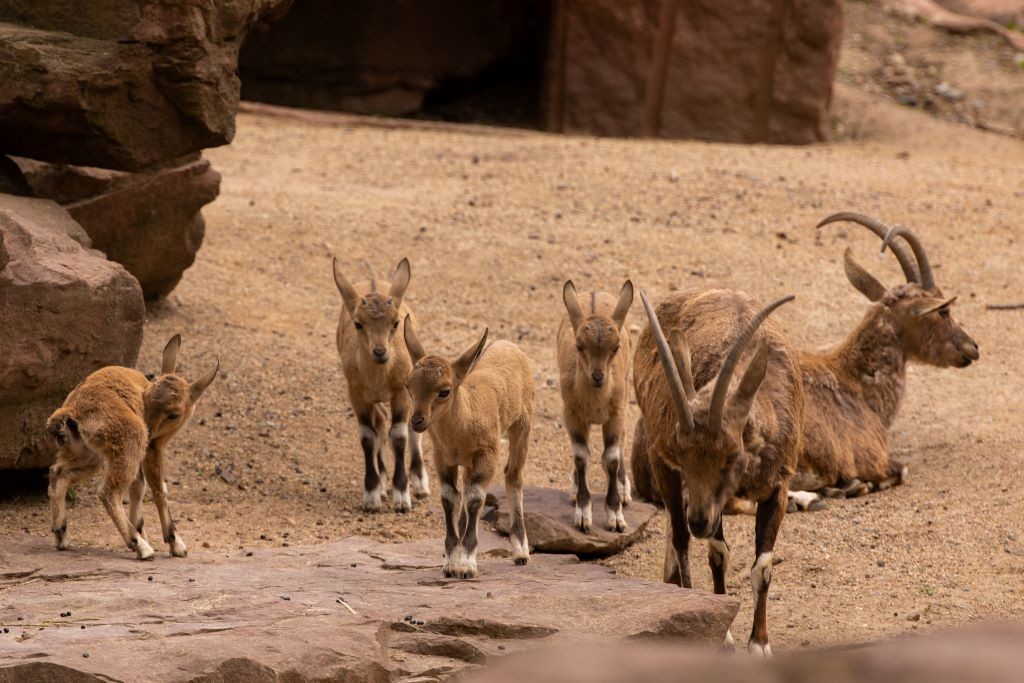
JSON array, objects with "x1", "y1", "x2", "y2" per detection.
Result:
[
  {"x1": 635, "y1": 290, "x2": 803, "y2": 656},
  {"x1": 786, "y1": 212, "x2": 979, "y2": 507},
  {"x1": 403, "y1": 317, "x2": 534, "y2": 578},
  {"x1": 46, "y1": 335, "x2": 218, "y2": 559},
  {"x1": 334, "y1": 257, "x2": 429, "y2": 513},
  {"x1": 557, "y1": 279, "x2": 633, "y2": 532}
]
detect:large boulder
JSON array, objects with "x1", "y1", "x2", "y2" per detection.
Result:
[
  {"x1": 0, "y1": 0, "x2": 293, "y2": 171},
  {"x1": 0, "y1": 195, "x2": 144, "y2": 469},
  {"x1": 16, "y1": 156, "x2": 222, "y2": 299},
  {"x1": 555, "y1": 0, "x2": 844, "y2": 143},
  {"x1": 0, "y1": 534, "x2": 737, "y2": 681}
]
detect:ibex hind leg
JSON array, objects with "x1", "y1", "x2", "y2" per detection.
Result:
[{"x1": 506, "y1": 418, "x2": 531, "y2": 566}]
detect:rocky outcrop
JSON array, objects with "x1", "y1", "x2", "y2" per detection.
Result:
[
  {"x1": 487, "y1": 486, "x2": 660, "y2": 557},
  {"x1": 0, "y1": 0, "x2": 293, "y2": 171},
  {"x1": 16, "y1": 157, "x2": 222, "y2": 300},
  {"x1": 0, "y1": 196, "x2": 144, "y2": 469},
  {"x1": 0, "y1": 534, "x2": 737, "y2": 682},
  {"x1": 554, "y1": 0, "x2": 844, "y2": 143}
]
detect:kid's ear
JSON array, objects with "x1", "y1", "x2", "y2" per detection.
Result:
[
  {"x1": 161, "y1": 334, "x2": 182, "y2": 374},
  {"x1": 611, "y1": 279, "x2": 634, "y2": 329},
  {"x1": 189, "y1": 359, "x2": 220, "y2": 403},
  {"x1": 403, "y1": 315, "x2": 426, "y2": 365},
  {"x1": 389, "y1": 257, "x2": 411, "y2": 307},
  {"x1": 333, "y1": 258, "x2": 359, "y2": 314},
  {"x1": 562, "y1": 280, "x2": 583, "y2": 332},
  {"x1": 453, "y1": 328, "x2": 488, "y2": 381}
]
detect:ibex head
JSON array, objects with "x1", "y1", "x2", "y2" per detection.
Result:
[
  {"x1": 818, "y1": 213, "x2": 979, "y2": 368},
  {"x1": 144, "y1": 334, "x2": 219, "y2": 442},
  {"x1": 563, "y1": 280, "x2": 633, "y2": 388},
  {"x1": 640, "y1": 292, "x2": 794, "y2": 539},
  {"x1": 333, "y1": 257, "x2": 411, "y2": 364},
  {"x1": 402, "y1": 316, "x2": 488, "y2": 433}
]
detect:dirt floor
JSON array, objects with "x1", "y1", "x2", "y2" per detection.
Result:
[{"x1": 2, "y1": 5, "x2": 1023, "y2": 655}]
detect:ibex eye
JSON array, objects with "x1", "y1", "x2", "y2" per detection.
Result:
[
  {"x1": 939, "y1": 309, "x2": 950, "y2": 318},
  {"x1": 354, "y1": 321, "x2": 363, "y2": 330},
  {"x1": 167, "y1": 413, "x2": 180, "y2": 421},
  {"x1": 438, "y1": 389, "x2": 451, "y2": 399},
  {"x1": 612, "y1": 345, "x2": 621, "y2": 353},
  {"x1": 393, "y1": 320, "x2": 399, "y2": 329},
  {"x1": 576, "y1": 345, "x2": 584, "y2": 353}
]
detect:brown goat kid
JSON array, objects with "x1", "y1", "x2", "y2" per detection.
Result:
[
  {"x1": 46, "y1": 335, "x2": 218, "y2": 560},
  {"x1": 635, "y1": 290, "x2": 803, "y2": 656},
  {"x1": 557, "y1": 279, "x2": 634, "y2": 533},
  {"x1": 334, "y1": 257, "x2": 429, "y2": 513},
  {"x1": 404, "y1": 317, "x2": 535, "y2": 578},
  {"x1": 788, "y1": 213, "x2": 979, "y2": 508}
]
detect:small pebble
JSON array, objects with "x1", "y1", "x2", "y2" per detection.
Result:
[
  {"x1": 82, "y1": 653, "x2": 90, "y2": 659},
  {"x1": 148, "y1": 576, "x2": 154, "y2": 582},
  {"x1": 907, "y1": 612, "x2": 921, "y2": 622},
  {"x1": 281, "y1": 596, "x2": 291, "y2": 601},
  {"x1": 498, "y1": 644, "x2": 506, "y2": 651},
  {"x1": 80, "y1": 625, "x2": 85, "y2": 630},
  {"x1": 404, "y1": 614, "x2": 412, "y2": 621},
  {"x1": 246, "y1": 551, "x2": 254, "y2": 557}
]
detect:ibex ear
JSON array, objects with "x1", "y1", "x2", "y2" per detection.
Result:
[
  {"x1": 727, "y1": 341, "x2": 770, "y2": 427},
  {"x1": 403, "y1": 314, "x2": 426, "y2": 365},
  {"x1": 917, "y1": 295, "x2": 957, "y2": 317},
  {"x1": 611, "y1": 279, "x2": 634, "y2": 329},
  {"x1": 389, "y1": 257, "x2": 411, "y2": 307},
  {"x1": 161, "y1": 334, "x2": 182, "y2": 374},
  {"x1": 332, "y1": 257, "x2": 359, "y2": 313},
  {"x1": 453, "y1": 328, "x2": 488, "y2": 381},
  {"x1": 843, "y1": 248, "x2": 887, "y2": 302},
  {"x1": 189, "y1": 359, "x2": 219, "y2": 404},
  {"x1": 563, "y1": 281, "x2": 583, "y2": 332},
  {"x1": 668, "y1": 329, "x2": 697, "y2": 400}
]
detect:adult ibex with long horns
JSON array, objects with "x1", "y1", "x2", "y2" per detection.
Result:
[{"x1": 634, "y1": 289, "x2": 804, "y2": 656}]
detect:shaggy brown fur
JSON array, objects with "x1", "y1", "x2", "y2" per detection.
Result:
[
  {"x1": 334, "y1": 257, "x2": 429, "y2": 513},
  {"x1": 634, "y1": 289, "x2": 803, "y2": 655},
  {"x1": 556, "y1": 280, "x2": 633, "y2": 533},
  {"x1": 47, "y1": 335, "x2": 217, "y2": 560},
  {"x1": 404, "y1": 318, "x2": 535, "y2": 579}
]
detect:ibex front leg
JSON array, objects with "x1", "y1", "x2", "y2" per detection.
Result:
[
  {"x1": 749, "y1": 486, "x2": 786, "y2": 657},
  {"x1": 354, "y1": 402, "x2": 383, "y2": 512},
  {"x1": 567, "y1": 419, "x2": 592, "y2": 533},
  {"x1": 656, "y1": 460, "x2": 692, "y2": 588},
  {"x1": 439, "y1": 465, "x2": 463, "y2": 578},
  {"x1": 142, "y1": 445, "x2": 186, "y2": 557},
  {"x1": 389, "y1": 396, "x2": 412, "y2": 513},
  {"x1": 456, "y1": 454, "x2": 496, "y2": 579},
  {"x1": 601, "y1": 421, "x2": 626, "y2": 532},
  {"x1": 708, "y1": 521, "x2": 735, "y2": 649}
]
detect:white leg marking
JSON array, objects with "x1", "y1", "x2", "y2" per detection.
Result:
[
  {"x1": 362, "y1": 482, "x2": 383, "y2": 512},
  {"x1": 750, "y1": 551, "x2": 773, "y2": 594},
  {"x1": 136, "y1": 537, "x2": 156, "y2": 561},
  {"x1": 170, "y1": 533, "x2": 188, "y2": 557},
  {"x1": 787, "y1": 489, "x2": 821, "y2": 511},
  {"x1": 724, "y1": 629, "x2": 736, "y2": 649},
  {"x1": 509, "y1": 534, "x2": 529, "y2": 564},
  {"x1": 358, "y1": 424, "x2": 377, "y2": 444},
  {"x1": 410, "y1": 470, "x2": 430, "y2": 497},
  {"x1": 606, "y1": 502, "x2": 626, "y2": 532},
  {"x1": 462, "y1": 546, "x2": 478, "y2": 579},
  {"x1": 574, "y1": 500, "x2": 593, "y2": 532},
  {"x1": 162, "y1": 480, "x2": 169, "y2": 495},
  {"x1": 709, "y1": 538, "x2": 730, "y2": 574},
  {"x1": 392, "y1": 486, "x2": 412, "y2": 513},
  {"x1": 568, "y1": 469, "x2": 578, "y2": 505},
  {"x1": 622, "y1": 474, "x2": 632, "y2": 505},
  {"x1": 389, "y1": 423, "x2": 408, "y2": 440}
]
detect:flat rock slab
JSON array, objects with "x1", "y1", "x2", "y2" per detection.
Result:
[
  {"x1": 486, "y1": 485, "x2": 659, "y2": 557},
  {"x1": 0, "y1": 534, "x2": 736, "y2": 683}
]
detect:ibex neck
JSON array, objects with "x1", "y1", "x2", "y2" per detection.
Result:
[
  {"x1": 831, "y1": 305, "x2": 907, "y2": 427},
  {"x1": 431, "y1": 386, "x2": 474, "y2": 436}
]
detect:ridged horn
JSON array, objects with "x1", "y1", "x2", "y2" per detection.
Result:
[
  {"x1": 639, "y1": 290, "x2": 693, "y2": 433},
  {"x1": 817, "y1": 212, "x2": 920, "y2": 284},
  {"x1": 880, "y1": 224, "x2": 935, "y2": 290}
]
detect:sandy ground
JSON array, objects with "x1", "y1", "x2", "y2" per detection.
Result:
[{"x1": 2, "y1": 10, "x2": 1023, "y2": 654}]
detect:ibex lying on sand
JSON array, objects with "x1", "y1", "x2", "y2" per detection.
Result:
[
  {"x1": 557, "y1": 280, "x2": 634, "y2": 532},
  {"x1": 785, "y1": 212, "x2": 979, "y2": 507},
  {"x1": 404, "y1": 317, "x2": 534, "y2": 578},
  {"x1": 635, "y1": 290, "x2": 803, "y2": 656},
  {"x1": 46, "y1": 335, "x2": 217, "y2": 559},
  {"x1": 634, "y1": 213, "x2": 979, "y2": 513},
  {"x1": 334, "y1": 257, "x2": 429, "y2": 512}
]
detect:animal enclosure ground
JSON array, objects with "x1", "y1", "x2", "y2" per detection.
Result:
[{"x1": 2, "y1": 85, "x2": 1022, "y2": 652}]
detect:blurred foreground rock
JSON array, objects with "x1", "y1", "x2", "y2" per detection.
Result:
[
  {"x1": 0, "y1": 534, "x2": 736, "y2": 682},
  {"x1": 0, "y1": 196, "x2": 144, "y2": 469},
  {"x1": 0, "y1": 0, "x2": 294, "y2": 171},
  {"x1": 16, "y1": 157, "x2": 222, "y2": 300},
  {"x1": 487, "y1": 485, "x2": 659, "y2": 557},
  {"x1": 468, "y1": 622, "x2": 1024, "y2": 683}
]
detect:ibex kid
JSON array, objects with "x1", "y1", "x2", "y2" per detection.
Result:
[
  {"x1": 403, "y1": 317, "x2": 534, "y2": 578},
  {"x1": 334, "y1": 257, "x2": 429, "y2": 512},
  {"x1": 557, "y1": 279, "x2": 633, "y2": 532},
  {"x1": 47, "y1": 335, "x2": 217, "y2": 559}
]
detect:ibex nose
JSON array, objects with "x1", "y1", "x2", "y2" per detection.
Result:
[
  {"x1": 688, "y1": 513, "x2": 714, "y2": 539},
  {"x1": 372, "y1": 347, "x2": 388, "y2": 363},
  {"x1": 411, "y1": 414, "x2": 427, "y2": 432},
  {"x1": 591, "y1": 371, "x2": 605, "y2": 387},
  {"x1": 965, "y1": 341, "x2": 979, "y2": 361}
]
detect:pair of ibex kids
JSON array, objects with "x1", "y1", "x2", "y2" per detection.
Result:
[{"x1": 47, "y1": 212, "x2": 977, "y2": 656}]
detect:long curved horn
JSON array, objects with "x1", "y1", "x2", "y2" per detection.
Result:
[
  {"x1": 639, "y1": 290, "x2": 693, "y2": 433},
  {"x1": 817, "y1": 212, "x2": 920, "y2": 284},
  {"x1": 707, "y1": 295, "x2": 795, "y2": 434},
  {"x1": 880, "y1": 224, "x2": 935, "y2": 290}
]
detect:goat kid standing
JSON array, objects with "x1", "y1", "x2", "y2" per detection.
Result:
[
  {"x1": 557, "y1": 279, "x2": 633, "y2": 532},
  {"x1": 47, "y1": 335, "x2": 217, "y2": 559},
  {"x1": 404, "y1": 317, "x2": 534, "y2": 578},
  {"x1": 334, "y1": 257, "x2": 429, "y2": 512},
  {"x1": 635, "y1": 290, "x2": 803, "y2": 656}
]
